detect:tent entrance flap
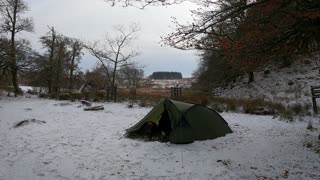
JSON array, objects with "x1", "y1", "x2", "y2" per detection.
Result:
[
  {"x1": 126, "y1": 108, "x2": 173, "y2": 141},
  {"x1": 158, "y1": 110, "x2": 172, "y2": 135}
]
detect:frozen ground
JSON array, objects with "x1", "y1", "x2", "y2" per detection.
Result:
[{"x1": 0, "y1": 96, "x2": 319, "y2": 180}]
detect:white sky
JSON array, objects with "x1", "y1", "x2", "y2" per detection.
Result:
[{"x1": 21, "y1": 0, "x2": 199, "y2": 77}]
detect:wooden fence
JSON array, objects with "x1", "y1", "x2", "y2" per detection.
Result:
[
  {"x1": 171, "y1": 85, "x2": 182, "y2": 97},
  {"x1": 311, "y1": 86, "x2": 320, "y2": 114}
]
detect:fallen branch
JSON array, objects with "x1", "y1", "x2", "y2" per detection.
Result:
[
  {"x1": 84, "y1": 105, "x2": 104, "y2": 111},
  {"x1": 80, "y1": 100, "x2": 92, "y2": 107}
]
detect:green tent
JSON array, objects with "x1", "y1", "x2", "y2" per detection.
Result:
[{"x1": 126, "y1": 98, "x2": 233, "y2": 144}]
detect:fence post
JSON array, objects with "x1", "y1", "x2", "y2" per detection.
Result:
[
  {"x1": 311, "y1": 86, "x2": 320, "y2": 115},
  {"x1": 171, "y1": 87, "x2": 173, "y2": 97},
  {"x1": 171, "y1": 85, "x2": 182, "y2": 97},
  {"x1": 312, "y1": 97, "x2": 318, "y2": 114}
]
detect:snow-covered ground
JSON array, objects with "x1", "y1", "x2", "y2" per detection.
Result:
[
  {"x1": 147, "y1": 79, "x2": 195, "y2": 89},
  {"x1": 221, "y1": 55, "x2": 320, "y2": 106},
  {"x1": 0, "y1": 96, "x2": 319, "y2": 180}
]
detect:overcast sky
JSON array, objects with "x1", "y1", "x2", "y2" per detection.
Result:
[{"x1": 21, "y1": 0, "x2": 199, "y2": 77}]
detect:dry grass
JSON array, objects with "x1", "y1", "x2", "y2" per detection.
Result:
[
  {"x1": 38, "y1": 87, "x2": 310, "y2": 119},
  {"x1": 118, "y1": 88, "x2": 288, "y2": 115},
  {"x1": 134, "y1": 88, "x2": 312, "y2": 119}
]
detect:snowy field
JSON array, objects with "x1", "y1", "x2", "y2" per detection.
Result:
[{"x1": 0, "y1": 96, "x2": 319, "y2": 180}]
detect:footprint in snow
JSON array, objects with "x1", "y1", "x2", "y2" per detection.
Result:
[
  {"x1": 43, "y1": 161, "x2": 52, "y2": 165},
  {"x1": 37, "y1": 173, "x2": 45, "y2": 177}
]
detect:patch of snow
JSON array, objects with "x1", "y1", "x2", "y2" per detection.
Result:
[
  {"x1": 19, "y1": 86, "x2": 33, "y2": 93},
  {"x1": 0, "y1": 97, "x2": 319, "y2": 179},
  {"x1": 148, "y1": 79, "x2": 195, "y2": 89}
]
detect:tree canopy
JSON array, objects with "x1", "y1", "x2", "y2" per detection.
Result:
[
  {"x1": 162, "y1": 0, "x2": 320, "y2": 85},
  {"x1": 106, "y1": 0, "x2": 320, "y2": 85},
  {"x1": 150, "y1": 71, "x2": 182, "y2": 79}
]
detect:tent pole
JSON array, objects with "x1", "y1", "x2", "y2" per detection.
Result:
[
  {"x1": 181, "y1": 150, "x2": 184, "y2": 168},
  {"x1": 180, "y1": 119, "x2": 184, "y2": 168}
]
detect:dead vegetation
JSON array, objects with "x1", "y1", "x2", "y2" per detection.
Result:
[
  {"x1": 14, "y1": 119, "x2": 46, "y2": 128},
  {"x1": 35, "y1": 87, "x2": 313, "y2": 120},
  {"x1": 84, "y1": 105, "x2": 104, "y2": 111},
  {"x1": 119, "y1": 88, "x2": 313, "y2": 120}
]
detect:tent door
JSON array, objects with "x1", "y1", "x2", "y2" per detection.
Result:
[{"x1": 158, "y1": 110, "x2": 172, "y2": 141}]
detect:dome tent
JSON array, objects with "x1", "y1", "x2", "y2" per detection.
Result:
[{"x1": 126, "y1": 98, "x2": 233, "y2": 144}]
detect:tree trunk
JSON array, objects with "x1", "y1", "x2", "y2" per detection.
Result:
[
  {"x1": 54, "y1": 43, "x2": 64, "y2": 93},
  {"x1": 48, "y1": 29, "x2": 56, "y2": 93},
  {"x1": 111, "y1": 60, "x2": 118, "y2": 94},
  {"x1": 10, "y1": 0, "x2": 18, "y2": 96},
  {"x1": 56, "y1": 56, "x2": 62, "y2": 93},
  {"x1": 11, "y1": 67, "x2": 19, "y2": 96},
  {"x1": 248, "y1": 71, "x2": 254, "y2": 84},
  {"x1": 69, "y1": 48, "x2": 76, "y2": 92}
]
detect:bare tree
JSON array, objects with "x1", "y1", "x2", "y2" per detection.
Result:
[
  {"x1": 40, "y1": 27, "x2": 56, "y2": 93},
  {"x1": 119, "y1": 63, "x2": 144, "y2": 88},
  {"x1": 105, "y1": 0, "x2": 190, "y2": 9},
  {"x1": 53, "y1": 37, "x2": 68, "y2": 92},
  {"x1": 86, "y1": 24, "x2": 140, "y2": 90},
  {"x1": 0, "y1": 36, "x2": 10, "y2": 72},
  {"x1": 0, "y1": 36, "x2": 35, "y2": 92},
  {"x1": 0, "y1": 36, "x2": 10, "y2": 90},
  {"x1": 68, "y1": 38, "x2": 83, "y2": 92},
  {"x1": 84, "y1": 65, "x2": 109, "y2": 90},
  {"x1": 40, "y1": 27, "x2": 83, "y2": 93},
  {"x1": 0, "y1": 0, "x2": 33, "y2": 96}
]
